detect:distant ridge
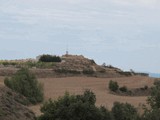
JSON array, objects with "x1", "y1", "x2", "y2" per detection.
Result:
[
  {"x1": 0, "y1": 54, "x2": 134, "y2": 78},
  {"x1": 149, "y1": 73, "x2": 160, "y2": 78}
]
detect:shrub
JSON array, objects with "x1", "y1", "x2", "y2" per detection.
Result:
[
  {"x1": 77, "y1": 89, "x2": 96, "y2": 105},
  {"x1": 26, "y1": 61, "x2": 55, "y2": 68},
  {"x1": 109, "y1": 80, "x2": 119, "y2": 92},
  {"x1": 39, "y1": 54, "x2": 61, "y2": 62},
  {"x1": 83, "y1": 69, "x2": 95, "y2": 75},
  {"x1": 4, "y1": 68, "x2": 44, "y2": 104},
  {"x1": 119, "y1": 86, "x2": 128, "y2": 92},
  {"x1": 144, "y1": 85, "x2": 148, "y2": 90},
  {"x1": 147, "y1": 80, "x2": 160, "y2": 109},
  {"x1": 99, "y1": 69, "x2": 106, "y2": 73},
  {"x1": 4, "y1": 77, "x2": 12, "y2": 89},
  {"x1": 142, "y1": 80, "x2": 160, "y2": 120},
  {"x1": 118, "y1": 72, "x2": 132, "y2": 76},
  {"x1": 99, "y1": 106, "x2": 113, "y2": 120},
  {"x1": 38, "y1": 90, "x2": 113, "y2": 120},
  {"x1": 55, "y1": 69, "x2": 81, "y2": 74},
  {"x1": 90, "y1": 59, "x2": 96, "y2": 64},
  {"x1": 112, "y1": 102, "x2": 139, "y2": 120},
  {"x1": 1, "y1": 61, "x2": 17, "y2": 66},
  {"x1": 142, "y1": 109, "x2": 160, "y2": 120}
]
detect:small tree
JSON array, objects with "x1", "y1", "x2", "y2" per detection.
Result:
[
  {"x1": 119, "y1": 86, "x2": 128, "y2": 92},
  {"x1": 4, "y1": 68, "x2": 44, "y2": 104},
  {"x1": 112, "y1": 102, "x2": 139, "y2": 120},
  {"x1": 109, "y1": 80, "x2": 119, "y2": 92}
]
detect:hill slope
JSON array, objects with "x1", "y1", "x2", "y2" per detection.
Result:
[
  {"x1": 0, "y1": 85, "x2": 36, "y2": 120},
  {"x1": 40, "y1": 54, "x2": 133, "y2": 77},
  {"x1": 0, "y1": 54, "x2": 148, "y2": 78}
]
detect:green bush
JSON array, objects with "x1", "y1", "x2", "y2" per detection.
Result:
[
  {"x1": 99, "y1": 106, "x2": 113, "y2": 120},
  {"x1": 83, "y1": 69, "x2": 95, "y2": 75},
  {"x1": 141, "y1": 80, "x2": 160, "y2": 120},
  {"x1": 25, "y1": 61, "x2": 55, "y2": 68},
  {"x1": 90, "y1": 59, "x2": 96, "y2": 64},
  {"x1": 109, "y1": 80, "x2": 119, "y2": 92},
  {"x1": 147, "y1": 80, "x2": 160, "y2": 109},
  {"x1": 112, "y1": 102, "x2": 139, "y2": 120},
  {"x1": 39, "y1": 54, "x2": 61, "y2": 62},
  {"x1": 119, "y1": 86, "x2": 128, "y2": 92},
  {"x1": 141, "y1": 80, "x2": 160, "y2": 119},
  {"x1": 38, "y1": 90, "x2": 113, "y2": 120},
  {"x1": 4, "y1": 68, "x2": 44, "y2": 104},
  {"x1": 142, "y1": 109, "x2": 160, "y2": 120},
  {"x1": 4, "y1": 77, "x2": 12, "y2": 88},
  {"x1": 55, "y1": 69, "x2": 81, "y2": 74},
  {"x1": 144, "y1": 85, "x2": 148, "y2": 90},
  {"x1": 1, "y1": 61, "x2": 17, "y2": 66}
]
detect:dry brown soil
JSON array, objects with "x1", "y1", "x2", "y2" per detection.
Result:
[
  {"x1": 30, "y1": 76, "x2": 154, "y2": 116},
  {"x1": 0, "y1": 76, "x2": 155, "y2": 116}
]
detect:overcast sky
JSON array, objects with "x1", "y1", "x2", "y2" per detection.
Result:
[{"x1": 0, "y1": 0, "x2": 160, "y2": 73}]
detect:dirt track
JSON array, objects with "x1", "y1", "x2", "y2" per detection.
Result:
[{"x1": 0, "y1": 76, "x2": 155, "y2": 116}]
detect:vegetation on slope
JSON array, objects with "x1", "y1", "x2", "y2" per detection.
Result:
[
  {"x1": 108, "y1": 80, "x2": 151, "y2": 96},
  {"x1": 38, "y1": 90, "x2": 140, "y2": 120},
  {"x1": 4, "y1": 68, "x2": 44, "y2": 104},
  {"x1": 37, "y1": 79, "x2": 160, "y2": 120},
  {"x1": 0, "y1": 85, "x2": 36, "y2": 120},
  {"x1": 39, "y1": 54, "x2": 61, "y2": 62},
  {"x1": 0, "y1": 54, "x2": 138, "y2": 78},
  {"x1": 38, "y1": 90, "x2": 113, "y2": 120},
  {"x1": 109, "y1": 80, "x2": 119, "y2": 92},
  {"x1": 142, "y1": 80, "x2": 160, "y2": 120}
]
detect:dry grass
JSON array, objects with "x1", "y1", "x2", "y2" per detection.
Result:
[{"x1": 0, "y1": 76, "x2": 155, "y2": 116}]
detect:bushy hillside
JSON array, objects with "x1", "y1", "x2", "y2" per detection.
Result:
[
  {"x1": 0, "y1": 85, "x2": 36, "y2": 120},
  {"x1": 0, "y1": 54, "x2": 136, "y2": 78}
]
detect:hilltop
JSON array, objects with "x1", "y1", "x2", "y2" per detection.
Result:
[
  {"x1": 0, "y1": 54, "x2": 145, "y2": 78},
  {"x1": 53, "y1": 54, "x2": 129, "y2": 77}
]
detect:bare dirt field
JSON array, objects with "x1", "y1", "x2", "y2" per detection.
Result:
[
  {"x1": 0, "y1": 76, "x2": 155, "y2": 116},
  {"x1": 30, "y1": 76, "x2": 154, "y2": 116}
]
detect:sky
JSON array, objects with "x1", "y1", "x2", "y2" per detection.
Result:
[{"x1": 0, "y1": 0, "x2": 160, "y2": 73}]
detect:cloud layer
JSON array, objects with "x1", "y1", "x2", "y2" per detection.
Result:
[{"x1": 0, "y1": 0, "x2": 160, "y2": 72}]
